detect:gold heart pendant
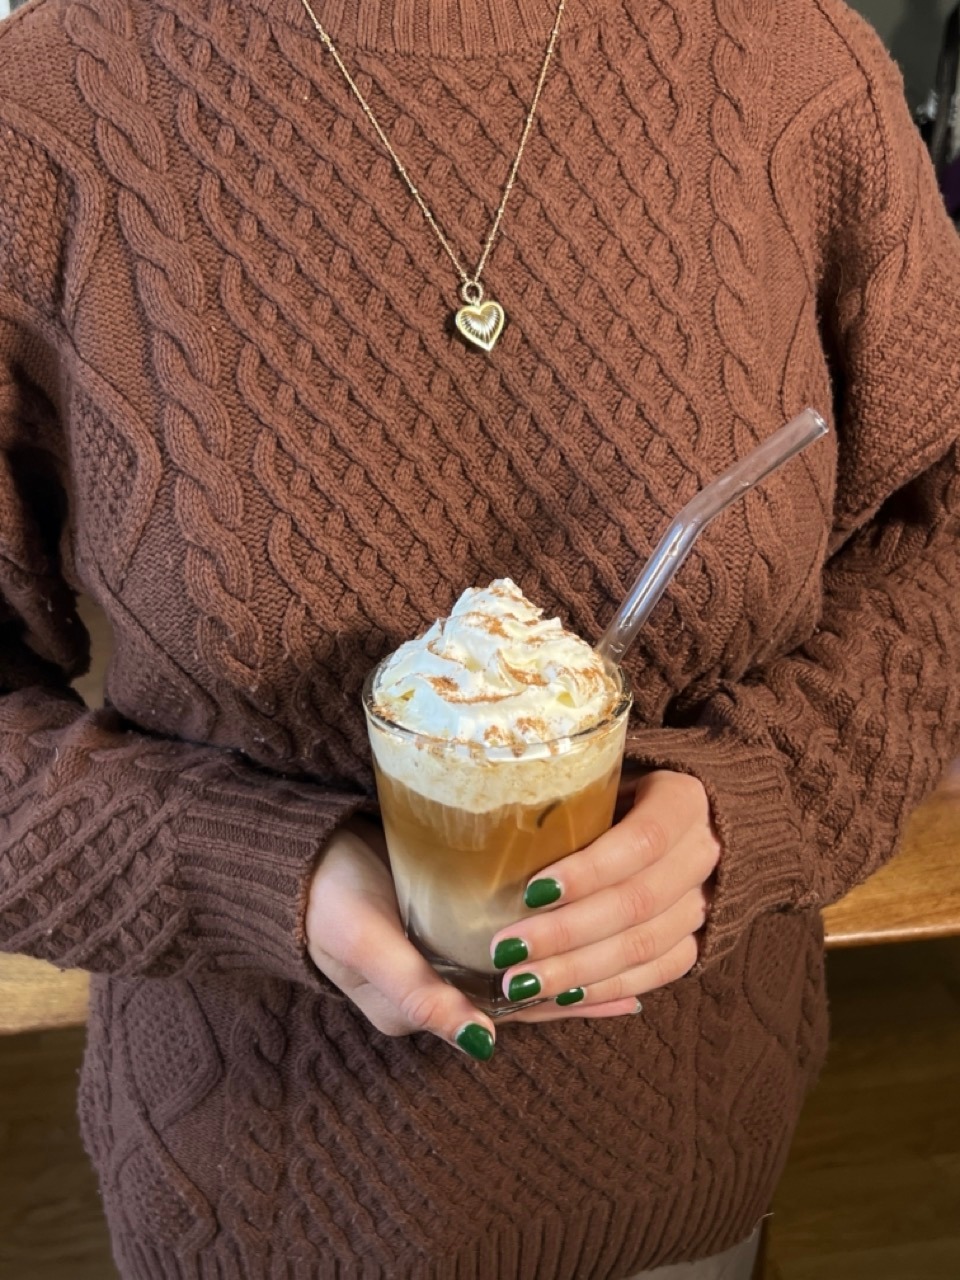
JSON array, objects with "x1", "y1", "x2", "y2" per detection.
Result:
[{"x1": 455, "y1": 299, "x2": 506, "y2": 352}]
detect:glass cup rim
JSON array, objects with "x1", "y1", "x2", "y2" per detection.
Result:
[{"x1": 361, "y1": 657, "x2": 633, "y2": 761}]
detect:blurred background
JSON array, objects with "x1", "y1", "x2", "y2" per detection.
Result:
[
  {"x1": 0, "y1": 1, "x2": 958, "y2": 1278},
  {"x1": 859, "y1": 0, "x2": 956, "y2": 105}
]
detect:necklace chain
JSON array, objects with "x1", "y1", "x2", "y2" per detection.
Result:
[{"x1": 298, "y1": 0, "x2": 567, "y2": 304}]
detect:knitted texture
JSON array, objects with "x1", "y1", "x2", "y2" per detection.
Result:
[{"x1": 1, "y1": 0, "x2": 958, "y2": 1275}]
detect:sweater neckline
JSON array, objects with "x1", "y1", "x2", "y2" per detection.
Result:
[{"x1": 273, "y1": 0, "x2": 610, "y2": 58}]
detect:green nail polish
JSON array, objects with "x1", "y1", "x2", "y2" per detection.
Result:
[
  {"x1": 507, "y1": 972, "x2": 541, "y2": 1001},
  {"x1": 492, "y1": 937, "x2": 528, "y2": 969},
  {"x1": 455, "y1": 1023, "x2": 495, "y2": 1062},
  {"x1": 524, "y1": 878, "x2": 562, "y2": 909},
  {"x1": 556, "y1": 987, "x2": 585, "y2": 1007}
]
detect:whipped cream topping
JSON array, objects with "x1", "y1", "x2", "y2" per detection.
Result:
[{"x1": 371, "y1": 579, "x2": 620, "y2": 748}]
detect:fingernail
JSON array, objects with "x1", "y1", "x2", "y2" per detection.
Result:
[
  {"x1": 633, "y1": 998, "x2": 644, "y2": 1014},
  {"x1": 555, "y1": 987, "x2": 585, "y2": 1007},
  {"x1": 455, "y1": 1023, "x2": 495, "y2": 1062},
  {"x1": 524, "y1": 878, "x2": 562, "y2": 909},
  {"x1": 492, "y1": 937, "x2": 528, "y2": 969},
  {"x1": 507, "y1": 972, "x2": 541, "y2": 1001}
]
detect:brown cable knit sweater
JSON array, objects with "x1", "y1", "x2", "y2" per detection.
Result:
[{"x1": 1, "y1": 0, "x2": 958, "y2": 1275}]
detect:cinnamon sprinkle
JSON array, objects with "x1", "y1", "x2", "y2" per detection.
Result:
[
  {"x1": 424, "y1": 676, "x2": 514, "y2": 704},
  {"x1": 501, "y1": 659, "x2": 548, "y2": 686},
  {"x1": 461, "y1": 611, "x2": 509, "y2": 637},
  {"x1": 425, "y1": 675, "x2": 459, "y2": 695}
]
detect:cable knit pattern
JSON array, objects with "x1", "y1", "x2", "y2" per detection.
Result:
[
  {"x1": 1, "y1": 0, "x2": 959, "y2": 1275},
  {"x1": 0, "y1": 130, "x2": 69, "y2": 316},
  {"x1": 70, "y1": 0, "x2": 291, "y2": 752}
]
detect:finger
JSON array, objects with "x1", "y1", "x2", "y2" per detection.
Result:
[
  {"x1": 492, "y1": 824, "x2": 718, "y2": 965},
  {"x1": 522, "y1": 770, "x2": 712, "y2": 909},
  {"x1": 498, "y1": 995, "x2": 643, "y2": 1024},
  {"x1": 336, "y1": 906, "x2": 497, "y2": 1057},
  {"x1": 572, "y1": 932, "x2": 700, "y2": 1005},
  {"x1": 497, "y1": 886, "x2": 707, "y2": 1002},
  {"x1": 308, "y1": 838, "x2": 496, "y2": 1058}
]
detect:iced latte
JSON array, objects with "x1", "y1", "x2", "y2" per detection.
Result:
[{"x1": 362, "y1": 580, "x2": 632, "y2": 1015}]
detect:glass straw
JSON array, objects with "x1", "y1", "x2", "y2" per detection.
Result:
[{"x1": 595, "y1": 408, "x2": 829, "y2": 666}]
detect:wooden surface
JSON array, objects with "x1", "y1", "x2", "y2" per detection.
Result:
[
  {"x1": 822, "y1": 763, "x2": 960, "y2": 948},
  {"x1": 0, "y1": 1025, "x2": 114, "y2": 1280},
  {"x1": 1, "y1": 939, "x2": 957, "y2": 1279},
  {"x1": 766, "y1": 937, "x2": 960, "y2": 1279},
  {"x1": 0, "y1": 954, "x2": 89, "y2": 1035}
]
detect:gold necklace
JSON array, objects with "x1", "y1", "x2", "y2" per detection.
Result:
[{"x1": 298, "y1": 0, "x2": 568, "y2": 352}]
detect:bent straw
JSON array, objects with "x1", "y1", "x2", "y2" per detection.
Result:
[{"x1": 595, "y1": 408, "x2": 829, "y2": 666}]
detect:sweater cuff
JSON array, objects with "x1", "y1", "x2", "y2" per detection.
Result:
[
  {"x1": 624, "y1": 725, "x2": 807, "y2": 967},
  {"x1": 173, "y1": 771, "x2": 365, "y2": 986}
]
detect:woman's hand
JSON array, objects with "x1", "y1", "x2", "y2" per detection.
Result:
[
  {"x1": 304, "y1": 767, "x2": 719, "y2": 1050},
  {"x1": 492, "y1": 769, "x2": 720, "y2": 1023},
  {"x1": 305, "y1": 819, "x2": 497, "y2": 1060}
]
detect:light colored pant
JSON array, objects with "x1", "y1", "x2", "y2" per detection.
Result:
[{"x1": 622, "y1": 1226, "x2": 761, "y2": 1279}]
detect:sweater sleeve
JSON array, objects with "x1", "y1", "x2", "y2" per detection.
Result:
[
  {"x1": 624, "y1": 34, "x2": 960, "y2": 967},
  {"x1": 0, "y1": 286, "x2": 364, "y2": 990},
  {"x1": 0, "y1": 31, "x2": 376, "y2": 987}
]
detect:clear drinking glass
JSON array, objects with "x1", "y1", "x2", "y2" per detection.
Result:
[{"x1": 362, "y1": 663, "x2": 633, "y2": 1016}]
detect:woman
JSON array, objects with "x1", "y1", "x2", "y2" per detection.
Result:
[{"x1": 0, "y1": 0, "x2": 957, "y2": 1276}]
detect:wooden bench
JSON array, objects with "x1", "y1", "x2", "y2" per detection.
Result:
[
  {"x1": 822, "y1": 761, "x2": 960, "y2": 948},
  {"x1": 0, "y1": 953, "x2": 89, "y2": 1035},
  {"x1": 2, "y1": 764, "x2": 957, "y2": 1035}
]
